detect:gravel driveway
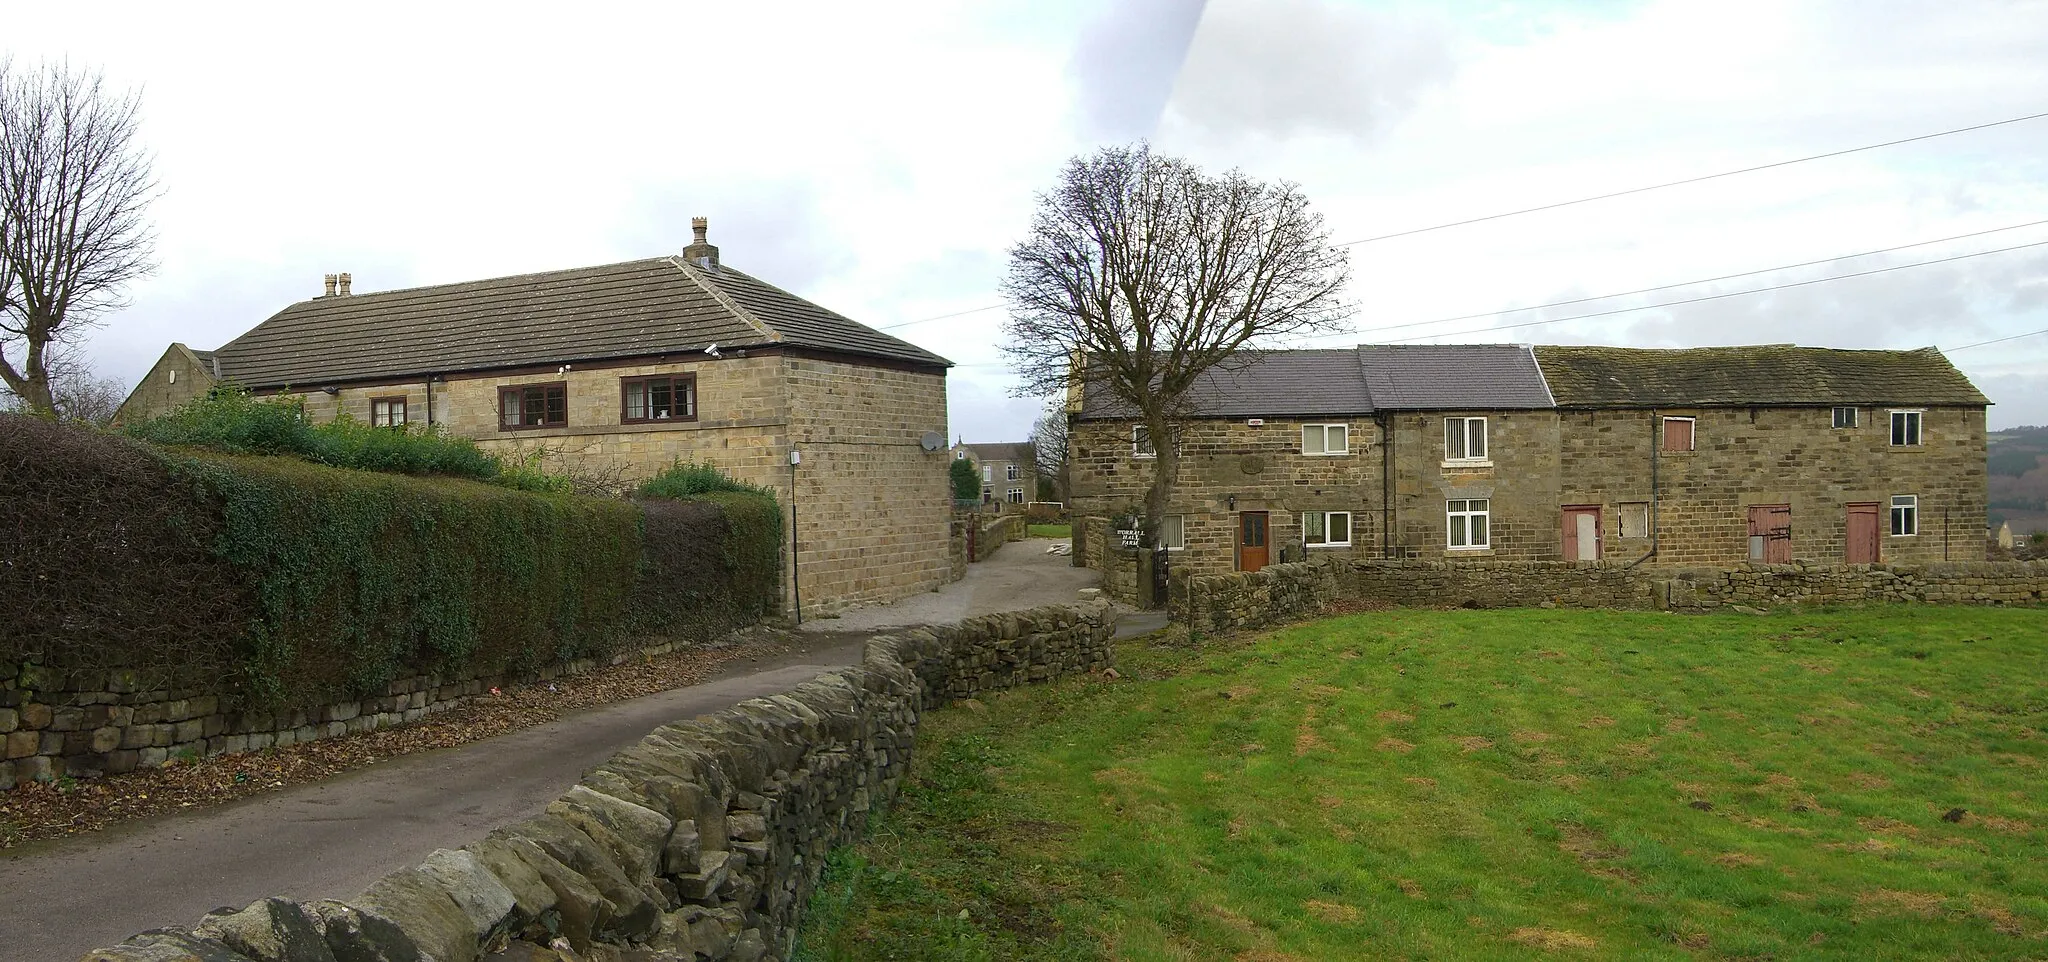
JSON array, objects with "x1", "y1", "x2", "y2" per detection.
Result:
[{"x1": 801, "y1": 537, "x2": 1121, "y2": 633}]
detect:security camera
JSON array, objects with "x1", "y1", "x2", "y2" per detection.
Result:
[
  {"x1": 557, "y1": 364, "x2": 572, "y2": 375},
  {"x1": 704, "y1": 343, "x2": 722, "y2": 358}
]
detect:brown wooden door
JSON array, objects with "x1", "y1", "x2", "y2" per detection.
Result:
[
  {"x1": 1238, "y1": 511, "x2": 1269, "y2": 572},
  {"x1": 1747, "y1": 504, "x2": 1792, "y2": 563},
  {"x1": 1845, "y1": 502, "x2": 1881, "y2": 563},
  {"x1": 1562, "y1": 506, "x2": 1602, "y2": 561}
]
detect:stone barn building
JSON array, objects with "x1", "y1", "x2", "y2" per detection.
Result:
[{"x1": 115, "y1": 220, "x2": 957, "y2": 614}]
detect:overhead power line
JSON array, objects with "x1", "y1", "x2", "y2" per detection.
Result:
[
  {"x1": 1324, "y1": 218, "x2": 2048, "y2": 341},
  {"x1": 1949, "y1": 327, "x2": 2048, "y2": 352},
  {"x1": 877, "y1": 302, "x2": 1007, "y2": 332},
  {"x1": 1331, "y1": 109, "x2": 2048, "y2": 247},
  {"x1": 1380, "y1": 237, "x2": 2048, "y2": 344}
]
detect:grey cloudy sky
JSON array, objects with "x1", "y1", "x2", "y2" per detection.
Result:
[{"x1": 9, "y1": 0, "x2": 2047, "y2": 436}]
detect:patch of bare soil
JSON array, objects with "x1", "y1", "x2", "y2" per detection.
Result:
[
  {"x1": 1507, "y1": 927, "x2": 1598, "y2": 950},
  {"x1": 0, "y1": 632, "x2": 797, "y2": 849}
]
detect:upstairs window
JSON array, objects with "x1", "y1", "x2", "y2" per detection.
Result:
[
  {"x1": 1303, "y1": 510, "x2": 1352, "y2": 547},
  {"x1": 500, "y1": 383, "x2": 567, "y2": 430},
  {"x1": 371, "y1": 396, "x2": 407, "y2": 428},
  {"x1": 1833, "y1": 407, "x2": 1858, "y2": 428},
  {"x1": 1302, "y1": 424, "x2": 1349, "y2": 456},
  {"x1": 1445, "y1": 417, "x2": 1488, "y2": 461},
  {"x1": 622, "y1": 374, "x2": 696, "y2": 423},
  {"x1": 1661, "y1": 416, "x2": 1696, "y2": 452},
  {"x1": 1133, "y1": 426, "x2": 1179, "y2": 457},
  {"x1": 1006, "y1": 463, "x2": 1020, "y2": 481},
  {"x1": 1890, "y1": 410, "x2": 1922, "y2": 446},
  {"x1": 983, "y1": 464, "x2": 993, "y2": 482},
  {"x1": 1891, "y1": 495, "x2": 1918, "y2": 536}
]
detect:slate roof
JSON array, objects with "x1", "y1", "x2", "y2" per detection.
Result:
[
  {"x1": 1355, "y1": 344, "x2": 1554, "y2": 410},
  {"x1": 206, "y1": 257, "x2": 948, "y2": 388},
  {"x1": 960, "y1": 442, "x2": 1032, "y2": 462},
  {"x1": 1533, "y1": 345, "x2": 1987, "y2": 408},
  {"x1": 1076, "y1": 349, "x2": 1374, "y2": 420}
]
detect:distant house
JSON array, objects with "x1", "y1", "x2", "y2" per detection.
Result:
[
  {"x1": 114, "y1": 219, "x2": 957, "y2": 614},
  {"x1": 1068, "y1": 343, "x2": 1988, "y2": 576},
  {"x1": 950, "y1": 441, "x2": 1037, "y2": 507}
]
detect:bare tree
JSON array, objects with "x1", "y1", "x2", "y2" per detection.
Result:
[
  {"x1": 0, "y1": 344, "x2": 125, "y2": 424},
  {"x1": 1001, "y1": 144, "x2": 1349, "y2": 544},
  {"x1": 1031, "y1": 401, "x2": 1069, "y2": 502},
  {"x1": 0, "y1": 59, "x2": 157, "y2": 416}
]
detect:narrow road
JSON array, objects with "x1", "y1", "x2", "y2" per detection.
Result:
[
  {"x1": 804, "y1": 536, "x2": 1114, "y2": 633},
  {"x1": 0, "y1": 638, "x2": 865, "y2": 962}
]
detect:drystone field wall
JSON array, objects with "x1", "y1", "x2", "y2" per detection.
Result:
[
  {"x1": 80, "y1": 605, "x2": 1115, "y2": 962},
  {"x1": 1, "y1": 640, "x2": 692, "y2": 792},
  {"x1": 972, "y1": 512, "x2": 1026, "y2": 562},
  {"x1": 1175, "y1": 561, "x2": 1346, "y2": 635},
  {"x1": 1171, "y1": 560, "x2": 2048, "y2": 634}
]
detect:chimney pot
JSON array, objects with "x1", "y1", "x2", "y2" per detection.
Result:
[
  {"x1": 337, "y1": 272, "x2": 352, "y2": 296},
  {"x1": 323, "y1": 274, "x2": 338, "y2": 297},
  {"x1": 683, "y1": 216, "x2": 719, "y2": 270}
]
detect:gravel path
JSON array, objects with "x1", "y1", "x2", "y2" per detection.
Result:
[{"x1": 802, "y1": 537, "x2": 1120, "y2": 633}]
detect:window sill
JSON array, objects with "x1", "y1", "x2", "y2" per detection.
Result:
[
  {"x1": 1441, "y1": 459, "x2": 1493, "y2": 469},
  {"x1": 1306, "y1": 543, "x2": 1352, "y2": 549},
  {"x1": 498, "y1": 424, "x2": 569, "y2": 432},
  {"x1": 1302, "y1": 451, "x2": 1352, "y2": 457},
  {"x1": 1446, "y1": 546, "x2": 1494, "y2": 554},
  {"x1": 622, "y1": 416, "x2": 700, "y2": 425}
]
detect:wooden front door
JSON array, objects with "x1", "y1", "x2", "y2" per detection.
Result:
[
  {"x1": 1845, "y1": 502, "x2": 1881, "y2": 563},
  {"x1": 1562, "y1": 506, "x2": 1602, "y2": 561},
  {"x1": 1747, "y1": 504, "x2": 1792, "y2": 563},
  {"x1": 1238, "y1": 511, "x2": 1270, "y2": 572}
]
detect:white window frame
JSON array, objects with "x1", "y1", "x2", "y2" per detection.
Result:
[
  {"x1": 1302, "y1": 423, "x2": 1349, "y2": 456},
  {"x1": 1889, "y1": 410, "x2": 1923, "y2": 447},
  {"x1": 1159, "y1": 514, "x2": 1186, "y2": 551},
  {"x1": 1890, "y1": 494, "x2": 1918, "y2": 536},
  {"x1": 1133, "y1": 425, "x2": 1156, "y2": 459},
  {"x1": 1007, "y1": 487, "x2": 1025, "y2": 503},
  {"x1": 1447, "y1": 499, "x2": 1491, "y2": 550},
  {"x1": 1832, "y1": 407, "x2": 1858, "y2": 429},
  {"x1": 1302, "y1": 510, "x2": 1352, "y2": 548},
  {"x1": 982, "y1": 465, "x2": 993, "y2": 482},
  {"x1": 1444, "y1": 417, "x2": 1488, "y2": 462},
  {"x1": 1662, "y1": 416, "x2": 1696, "y2": 452}
]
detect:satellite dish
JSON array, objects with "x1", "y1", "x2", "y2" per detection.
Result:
[{"x1": 920, "y1": 431, "x2": 944, "y2": 452}]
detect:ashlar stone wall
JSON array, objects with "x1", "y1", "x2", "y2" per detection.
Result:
[{"x1": 81, "y1": 605, "x2": 1116, "y2": 962}]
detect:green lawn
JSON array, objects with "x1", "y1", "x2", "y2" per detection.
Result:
[
  {"x1": 794, "y1": 607, "x2": 2048, "y2": 961},
  {"x1": 1027, "y1": 523, "x2": 1072, "y2": 539}
]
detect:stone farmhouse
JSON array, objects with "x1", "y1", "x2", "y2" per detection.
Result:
[
  {"x1": 1068, "y1": 344, "x2": 1988, "y2": 577},
  {"x1": 114, "y1": 220, "x2": 957, "y2": 614},
  {"x1": 950, "y1": 441, "x2": 1038, "y2": 507}
]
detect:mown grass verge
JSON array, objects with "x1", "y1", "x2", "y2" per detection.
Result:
[
  {"x1": 1027, "y1": 523, "x2": 1073, "y2": 540},
  {"x1": 794, "y1": 606, "x2": 2048, "y2": 961}
]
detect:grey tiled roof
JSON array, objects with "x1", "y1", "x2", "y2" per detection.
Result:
[
  {"x1": 1355, "y1": 344, "x2": 1554, "y2": 410},
  {"x1": 960, "y1": 442, "x2": 1032, "y2": 462},
  {"x1": 1076, "y1": 349, "x2": 1374, "y2": 420},
  {"x1": 1533, "y1": 345, "x2": 1987, "y2": 407},
  {"x1": 208, "y1": 257, "x2": 947, "y2": 388}
]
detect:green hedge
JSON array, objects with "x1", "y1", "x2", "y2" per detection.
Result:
[{"x1": 1, "y1": 414, "x2": 782, "y2": 710}]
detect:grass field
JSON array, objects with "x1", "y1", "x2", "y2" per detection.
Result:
[
  {"x1": 1027, "y1": 523, "x2": 1073, "y2": 539},
  {"x1": 794, "y1": 607, "x2": 2048, "y2": 961}
]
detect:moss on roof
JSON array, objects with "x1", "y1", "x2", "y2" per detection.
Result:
[{"x1": 1533, "y1": 345, "x2": 1987, "y2": 408}]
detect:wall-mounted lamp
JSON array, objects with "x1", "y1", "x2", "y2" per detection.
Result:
[
  {"x1": 320, "y1": 386, "x2": 340, "y2": 396},
  {"x1": 1226, "y1": 495, "x2": 1237, "y2": 511}
]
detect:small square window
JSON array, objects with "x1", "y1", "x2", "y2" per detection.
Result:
[
  {"x1": 1618, "y1": 501, "x2": 1650, "y2": 538},
  {"x1": 1303, "y1": 510, "x2": 1352, "y2": 547},
  {"x1": 1445, "y1": 417, "x2": 1487, "y2": 460},
  {"x1": 370, "y1": 396, "x2": 407, "y2": 428},
  {"x1": 1833, "y1": 407, "x2": 1858, "y2": 429},
  {"x1": 1890, "y1": 495, "x2": 1918, "y2": 536},
  {"x1": 1302, "y1": 424, "x2": 1349, "y2": 456},
  {"x1": 1447, "y1": 499, "x2": 1490, "y2": 549},
  {"x1": 1159, "y1": 514, "x2": 1186, "y2": 550},
  {"x1": 1661, "y1": 417, "x2": 1695, "y2": 452},
  {"x1": 1890, "y1": 410, "x2": 1922, "y2": 446},
  {"x1": 1133, "y1": 426, "x2": 1155, "y2": 458}
]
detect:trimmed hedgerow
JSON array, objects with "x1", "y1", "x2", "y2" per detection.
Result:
[{"x1": 3, "y1": 414, "x2": 782, "y2": 711}]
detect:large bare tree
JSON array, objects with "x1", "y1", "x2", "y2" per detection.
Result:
[
  {"x1": 0, "y1": 59, "x2": 156, "y2": 416},
  {"x1": 1030, "y1": 401, "x2": 1069, "y2": 503},
  {"x1": 1001, "y1": 144, "x2": 1349, "y2": 545},
  {"x1": 0, "y1": 344, "x2": 125, "y2": 424}
]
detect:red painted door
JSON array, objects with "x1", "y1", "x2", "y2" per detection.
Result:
[
  {"x1": 1747, "y1": 504, "x2": 1792, "y2": 563},
  {"x1": 1562, "y1": 506, "x2": 1602, "y2": 561},
  {"x1": 1845, "y1": 503, "x2": 1880, "y2": 563},
  {"x1": 1238, "y1": 512, "x2": 1269, "y2": 572}
]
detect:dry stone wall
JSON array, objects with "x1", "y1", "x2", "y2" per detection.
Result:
[
  {"x1": 1174, "y1": 561, "x2": 1345, "y2": 635},
  {"x1": 972, "y1": 512, "x2": 1026, "y2": 562},
  {"x1": 79, "y1": 605, "x2": 1115, "y2": 962}
]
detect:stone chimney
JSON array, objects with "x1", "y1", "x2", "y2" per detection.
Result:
[
  {"x1": 337, "y1": 272, "x2": 353, "y2": 296},
  {"x1": 323, "y1": 274, "x2": 338, "y2": 297},
  {"x1": 682, "y1": 216, "x2": 719, "y2": 269}
]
